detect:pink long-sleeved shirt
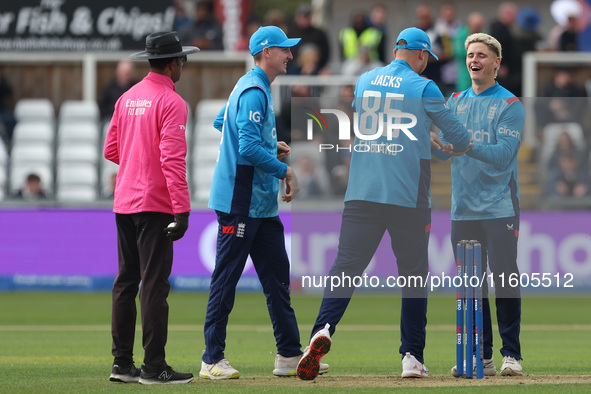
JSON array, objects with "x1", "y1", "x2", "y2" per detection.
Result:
[{"x1": 104, "y1": 72, "x2": 191, "y2": 215}]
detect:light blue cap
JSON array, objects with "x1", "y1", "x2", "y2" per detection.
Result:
[
  {"x1": 249, "y1": 26, "x2": 301, "y2": 56},
  {"x1": 395, "y1": 27, "x2": 439, "y2": 60}
]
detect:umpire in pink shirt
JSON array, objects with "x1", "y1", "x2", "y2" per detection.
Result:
[{"x1": 104, "y1": 31, "x2": 198, "y2": 385}]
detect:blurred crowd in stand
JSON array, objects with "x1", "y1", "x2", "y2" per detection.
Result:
[{"x1": 1, "y1": 0, "x2": 591, "y2": 208}]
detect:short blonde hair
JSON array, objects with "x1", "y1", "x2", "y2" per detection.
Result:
[{"x1": 465, "y1": 33, "x2": 502, "y2": 77}]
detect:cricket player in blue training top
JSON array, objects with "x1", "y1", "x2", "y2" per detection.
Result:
[
  {"x1": 296, "y1": 27, "x2": 473, "y2": 380},
  {"x1": 200, "y1": 26, "x2": 329, "y2": 380},
  {"x1": 433, "y1": 33, "x2": 525, "y2": 377}
]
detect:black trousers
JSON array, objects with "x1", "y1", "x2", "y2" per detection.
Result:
[{"x1": 111, "y1": 212, "x2": 174, "y2": 371}]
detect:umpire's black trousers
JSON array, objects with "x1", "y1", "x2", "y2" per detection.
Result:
[{"x1": 111, "y1": 212, "x2": 174, "y2": 371}]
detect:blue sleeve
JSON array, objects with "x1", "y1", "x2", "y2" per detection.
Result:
[
  {"x1": 466, "y1": 101, "x2": 525, "y2": 168},
  {"x1": 213, "y1": 103, "x2": 227, "y2": 132},
  {"x1": 236, "y1": 88, "x2": 287, "y2": 178},
  {"x1": 423, "y1": 82, "x2": 471, "y2": 152}
]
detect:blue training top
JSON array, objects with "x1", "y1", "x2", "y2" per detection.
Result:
[
  {"x1": 435, "y1": 82, "x2": 526, "y2": 220},
  {"x1": 345, "y1": 59, "x2": 471, "y2": 208},
  {"x1": 209, "y1": 65, "x2": 287, "y2": 218}
]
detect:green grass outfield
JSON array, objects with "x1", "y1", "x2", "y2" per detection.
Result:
[{"x1": 0, "y1": 291, "x2": 590, "y2": 392}]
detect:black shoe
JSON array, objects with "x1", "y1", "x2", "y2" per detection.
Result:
[
  {"x1": 139, "y1": 366, "x2": 194, "y2": 385},
  {"x1": 109, "y1": 363, "x2": 140, "y2": 383}
]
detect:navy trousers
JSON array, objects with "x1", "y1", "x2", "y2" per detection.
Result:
[
  {"x1": 311, "y1": 200, "x2": 431, "y2": 364},
  {"x1": 202, "y1": 212, "x2": 301, "y2": 364},
  {"x1": 451, "y1": 216, "x2": 522, "y2": 360}
]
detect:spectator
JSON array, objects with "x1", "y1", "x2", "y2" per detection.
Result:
[
  {"x1": 0, "y1": 72, "x2": 16, "y2": 143},
  {"x1": 514, "y1": 7, "x2": 543, "y2": 53},
  {"x1": 546, "y1": 152, "x2": 591, "y2": 197},
  {"x1": 559, "y1": 13, "x2": 579, "y2": 51},
  {"x1": 264, "y1": 9, "x2": 288, "y2": 31},
  {"x1": 453, "y1": 11, "x2": 486, "y2": 92},
  {"x1": 295, "y1": 154, "x2": 330, "y2": 198},
  {"x1": 327, "y1": 85, "x2": 355, "y2": 196},
  {"x1": 535, "y1": 67, "x2": 587, "y2": 130},
  {"x1": 548, "y1": 0, "x2": 582, "y2": 51},
  {"x1": 341, "y1": 44, "x2": 384, "y2": 76},
  {"x1": 13, "y1": 173, "x2": 47, "y2": 200},
  {"x1": 173, "y1": 0, "x2": 192, "y2": 33},
  {"x1": 288, "y1": 43, "x2": 322, "y2": 76},
  {"x1": 98, "y1": 59, "x2": 139, "y2": 123},
  {"x1": 287, "y1": 3, "x2": 331, "y2": 73},
  {"x1": 179, "y1": 0, "x2": 224, "y2": 50},
  {"x1": 489, "y1": 2, "x2": 520, "y2": 96},
  {"x1": 0, "y1": 135, "x2": 7, "y2": 166},
  {"x1": 415, "y1": 4, "x2": 442, "y2": 83},
  {"x1": 367, "y1": 3, "x2": 388, "y2": 35},
  {"x1": 235, "y1": 15, "x2": 261, "y2": 52},
  {"x1": 513, "y1": 7, "x2": 543, "y2": 76},
  {"x1": 276, "y1": 84, "x2": 315, "y2": 144},
  {"x1": 330, "y1": 153, "x2": 351, "y2": 196},
  {"x1": 102, "y1": 171, "x2": 118, "y2": 199},
  {"x1": 339, "y1": 10, "x2": 385, "y2": 64},
  {"x1": 548, "y1": 129, "x2": 587, "y2": 169},
  {"x1": 434, "y1": 2, "x2": 461, "y2": 96}
]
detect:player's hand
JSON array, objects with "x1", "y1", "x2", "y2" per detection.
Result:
[
  {"x1": 164, "y1": 212, "x2": 190, "y2": 241},
  {"x1": 430, "y1": 132, "x2": 446, "y2": 150},
  {"x1": 282, "y1": 166, "x2": 300, "y2": 202},
  {"x1": 277, "y1": 141, "x2": 291, "y2": 160},
  {"x1": 443, "y1": 140, "x2": 473, "y2": 156}
]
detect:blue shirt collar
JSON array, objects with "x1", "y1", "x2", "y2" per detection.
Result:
[
  {"x1": 252, "y1": 65, "x2": 271, "y2": 87},
  {"x1": 468, "y1": 82, "x2": 500, "y2": 97}
]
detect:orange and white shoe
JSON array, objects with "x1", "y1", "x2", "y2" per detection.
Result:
[
  {"x1": 297, "y1": 323, "x2": 331, "y2": 380},
  {"x1": 401, "y1": 352, "x2": 429, "y2": 378}
]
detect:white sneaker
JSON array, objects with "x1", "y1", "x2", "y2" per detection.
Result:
[
  {"x1": 297, "y1": 323, "x2": 332, "y2": 380},
  {"x1": 273, "y1": 354, "x2": 329, "y2": 377},
  {"x1": 500, "y1": 356, "x2": 522, "y2": 376},
  {"x1": 199, "y1": 359, "x2": 240, "y2": 380},
  {"x1": 401, "y1": 352, "x2": 429, "y2": 378},
  {"x1": 451, "y1": 356, "x2": 496, "y2": 376}
]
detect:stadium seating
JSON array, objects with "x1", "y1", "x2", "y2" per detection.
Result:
[
  {"x1": 9, "y1": 99, "x2": 57, "y2": 198},
  {"x1": 56, "y1": 185, "x2": 100, "y2": 202},
  {"x1": 14, "y1": 98, "x2": 55, "y2": 124},
  {"x1": 52, "y1": 101, "x2": 101, "y2": 201},
  {"x1": 11, "y1": 122, "x2": 54, "y2": 147},
  {"x1": 191, "y1": 99, "x2": 225, "y2": 201},
  {"x1": 58, "y1": 100, "x2": 100, "y2": 124},
  {"x1": 55, "y1": 163, "x2": 98, "y2": 201},
  {"x1": 57, "y1": 122, "x2": 100, "y2": 146},
  {"x1": 56, "y1": 144, "x2": 99, "y2": 166}
]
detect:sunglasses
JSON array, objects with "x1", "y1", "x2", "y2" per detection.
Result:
[{"x1": 179, "y1": 55, "x2": 187, "y2": 63}]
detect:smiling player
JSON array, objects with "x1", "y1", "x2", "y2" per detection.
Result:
[
  {"x1": 200, "y1": 26, "x2": 320, "y2": 380},
  {"x1": 433, "y1": 33, "x2": 526, "y2": 377}
]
